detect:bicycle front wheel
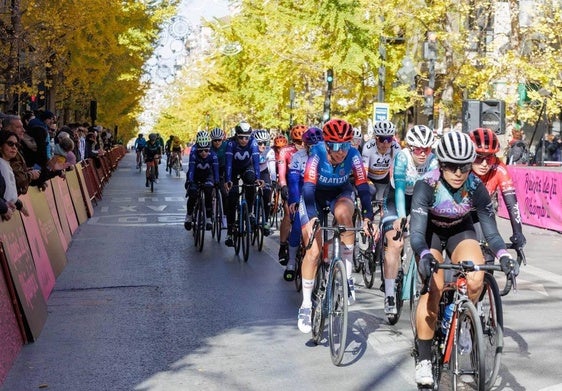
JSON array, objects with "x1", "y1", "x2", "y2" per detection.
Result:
[
  {"x1": 294, "y1": 244, "x2": 303, "y2": 292},
  {"x1": 241, "y1": 203, "x2": 251, "y2": 262},
  {"x1": 196, "y1": 193, "x2": 206, "y2": 252},
  {"x1": 311, "y1": 262, "x2": 327, "y2": 345},
  {"x1": 328, "y1": 259, "x2": 349, "y2": 366},
  {"x1": 386, "y1": 267, "x2": 404, "y2": 325},
  {"x1": 452, "y1": 300, "x2": 485, "y2": 391},
  {"x1": 362, "y1": 238, "x2": 378, "y2": 288},
  {"x1": 213, "y1": 190, "x2": 223, "y2": 243},
  {"x1": 480, "y1": 273, "x2": 503, "y2": 390}
]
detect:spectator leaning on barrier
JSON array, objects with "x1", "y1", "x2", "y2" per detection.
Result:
[
  {"x1": 1, "y1": 115, "x2": 41, "y2": 195},
  {"x1": 0, "y1": 131, "x2": 29, "y2": 218}
]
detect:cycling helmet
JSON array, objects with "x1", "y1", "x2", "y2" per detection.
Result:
[
  {"x1": 290, "y1": 125, "x2": 307, "y2": 142},
  {"x1": 353, "y1": 127, "x2": 362, "y2": 140},
  {"x1": 195, "y1": 130, "x2": 211, "y2": 148},
  {"x1": 469, "y1": 127, "x2": 500, "y2": 154},
  {"x1": 148, "y1": 133, "x2": 157, "y2": 141},
  {"x1": 406, "y1": 125, "x2": 435, "y2": 148},
  {"x1": 254, "y1": 129, "x2": 270, "y2": 143},
  {"x1": 435, "y1": 131, "x2": 476, "y2": 164},
  {"x1": 302, "y1": 127, "x2": 323, "y2": 145},
  {"x1": 322, "y1": 118, "x2": 353, "y2": 143},
  {"x1": 274, "y1": 134, "x2": 288, "y2": 148},
  {"x1": 372, "y1": 120, "x2": 396, "y2": 136},
  {"x1": 235, "y1": 121, "x2": 252, "y2": 136},
  {"x1": 210, "y1": 127, "x2": 225, "y2": 140}
]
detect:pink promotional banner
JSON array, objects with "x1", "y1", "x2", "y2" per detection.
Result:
[{"x1": 498, "y1": 166, "x2": 562, "y2": 232}]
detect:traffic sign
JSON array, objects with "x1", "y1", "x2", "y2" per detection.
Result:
[{"x1": 373, "y1": 102, "x2": 390, "y2": 123}]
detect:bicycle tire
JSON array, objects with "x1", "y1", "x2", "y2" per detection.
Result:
[
  {"x1": 234, "y1": 205, "x2": 241, "y2": 255},
  {"x1": 311, "y1": 261, "x2": 327, "y2": 345},
  {"x1": 451, "y1": 300, "x2": 485, "y2": 391},
  {"x1": 328, "y1": 259, "x2": 349, "y2": 366},
  {"x1": 192, "y1": 199, "x2": 200, "y2": 245},
  {"x1": 387, "y1": 268, "x2": 404, "y2": 325},
  {"x1": 480, "y1": 273, "x2": 503, "y2": 390},
  {"x1": 255, "y1": 196, "x2": 265, "y2": 251},
  {"x1": 294, "y1": 244, "x2": 303, "y2": 292},
  {"x1": 241, "y1": 203, "x2": 251, "y2": 262},
  {"x1": 149, "y1": 165, "x2": 155, "y2": 193},
  {"x1": 213, "y1": 190, "x2": 223, "y2": 243},
  {"x1": 351, "y1": 206, "x2": 363, "y2": 272},
  {"x1": 362, "y1": 236, "x2": 379, "y2": 289},
  {"x1": 196, "y1": 191, "x2": 206, "y2": 252}
]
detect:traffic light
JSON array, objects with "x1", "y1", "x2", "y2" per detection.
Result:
[{"x1": 326, "y1": 69, "x2": 334, "y2": 91}]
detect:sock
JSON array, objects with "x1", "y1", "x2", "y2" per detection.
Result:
[
  {"x1": 301, "y1": 279, "x2": 314, "y2": 308},
  {"x1": 417, "y1": 339, "x2": 433, "y2": 361},
  {"x1": 385, "y1": 278, "x2": 395, "y2": 297},
  {"x1": 342, "y1": 244, "x2": 354, "y2": 280}
]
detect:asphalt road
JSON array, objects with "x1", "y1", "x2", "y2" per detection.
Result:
[{"x1": 2, "y1": 152, "x2": 562, "y2": 391}]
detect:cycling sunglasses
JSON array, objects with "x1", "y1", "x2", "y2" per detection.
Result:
[
  {"x1": 326, "y1": 141, "x2": 351, "y2": 152},
  {"x1": 376, "y1": 136, "x2": 393, "y2": 143},
  {"x1": 440, "y1": 162, "x2": 472, "y2": 174},
  {"x1": 237, "y1": 135, "x2": 250, "y2": 140},
  {"x1": 412, "y1": 147, "x2": 432, "y2": 155},
  {"x1": 198, "y1": 148, "x2": 210, "y2": 153},
  {"x1": 474, "y1": 154, "x2": 495, "y2": 165},
  {"x1": 257, "y1": 141, "x2": 269, "y2": 146}
]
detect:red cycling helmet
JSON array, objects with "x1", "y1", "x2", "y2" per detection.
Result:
[
  {"x1": 290, "y1": 125, "x2": 307, "y2": 142},
  {"x1": 322, "y1": 118, "x2": 353, "y2": 143},
  {"x1": 469, "y1": 128, "x2": 500, "y2": 154},
  {"x1": 273, "y1": 134, "x2": 288, "y2": 148}
]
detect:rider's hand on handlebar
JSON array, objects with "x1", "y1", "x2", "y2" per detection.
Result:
[
  {"x1": 280, "y1": 185, "x2": 289, "y2": 200},
  {"x1": 510, "y1": 232, "x2": 526, "y2": 248},
  {"x1": 225, "y1": 181, "x2": 233, "y2": 192},
  {"x1": 500, "y1": 255, "x2": 519, "y2": 276},
  {"x1": 255, "y1": 179, "x2": 265, "y2": 188},
  {"x1": 362, "y1": 219, "x2": 379, "y2": 240},
  {"x1": 419, "y1": 253, "x2": 437, "y2": 280}
]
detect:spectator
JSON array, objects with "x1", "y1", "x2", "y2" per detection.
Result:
[
  {"x1": 507, "y1": 129, "x2": 530, "y2": 165},
  {"x1": 1, "y1": 115, "x2": 41, "y2": 195},
  {"x1": 49, "y1": 135, "x2": 75, "y2": 171},
  {"x1": 84, "y1": 132, "x2": 103, "y2": 159},
  {"x1": 0, "y1": 170, "x2": 13, "y2": 221},
  {"x1": 0, "y1": 131, "x2": 29, "y2": 217},
  {"x1": 26, "y1": 110, "x2": 55, "y2": 167}
]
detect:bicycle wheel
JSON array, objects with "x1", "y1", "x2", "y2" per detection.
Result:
[
  {"x1": 241, "y1": 203, "x2": 251, "y2": 262},
  {"x1": 269, "y1": 190, "x2": 279, "y2": 229},
  {"x1": 351, "y1": 206, "x2": 363, "y2": 272},
  {"x1": 362, "y1": 237, "x2": 379, "y2": 289},
  {"x1": 174, "y1": 158, "x2": 181, "y2": 177},
  {"x1": 294, "y1": 244, "x2": 303, "y2": 292},
  {"x1": 234, "y1": 206, "x2": 241, "y2": 256},
  {"x1": 480, "y1": 273, "x2": 503, "y2": 390},
  {"x1": 213, "y1": 190, "x2": 223, "y2": 243},
  {"x1": 192, "y1": 199, "x2": 200, "y2": 245},
  {"x1": 311, "y1": 261, "x2": 327, "y2": 345},
  {"x1": 149, "y1": 165, "x2": 155, "y2": 192},
  {"x1": 328, "y1": 259, "x2": 349, "y2": 366},
  {"x1": 451, "y1": 301, "x2": 485, "y2": 391},
  {"x1": 196, "y1": 192, "x2": 206, "y2": 252},
  {"x1": 387, "y1": 267, "x2": 404, "y2": 325},
  {"x1": 254, "y1": 196, "x2": 265, "y2": 251}
]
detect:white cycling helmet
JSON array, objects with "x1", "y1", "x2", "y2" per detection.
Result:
[
  {"x1": 352, "y1": 127, "x2": 362, "y2": 140},
  {"x1": 372, "y1": 120, "x2": 396, "y2": 136},
  {"x1": 254, "y1": 129, "x2": 270, "y2": 143},
  {"x1": 210, "y1": 127, "x2": 225, "y2": 140},
  {"x1": 435, "y1": 131, "x2": 476, "y2": 164},
  {"x1": 406, "y1": 125, "x2": 435, "y2": 148},
  {"x1": 195, "y1": 131, "x2": 211, "y2": 148}
]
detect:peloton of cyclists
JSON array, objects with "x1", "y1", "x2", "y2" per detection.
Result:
[
  {"x1": 224, "y1": 121, "x2": 263, "y2": 247},
  {"x1": 184, "y1": 131, "x2": 219, "y2": 231},
  {"x1": 409, "y1": 131, "x2": 518, "y2": 388},
  {"x1": 381, "y1": 124, "x2": 438, "y2": 316},
  {"x1": 297, "y1": 118, "x2": 375, "y2": 333}
]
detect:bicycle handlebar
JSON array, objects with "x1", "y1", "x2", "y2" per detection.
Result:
[
  {"x1": 392, "y1": 217, "x2": 407, "y2": 241},
  {"x1": 305, "y1": 220, "x2": 365, "y2": 251}
]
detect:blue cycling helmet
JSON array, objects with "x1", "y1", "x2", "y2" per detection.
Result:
[{"x1": 302, "y1": 127, "x2": 323, "y2": 145}]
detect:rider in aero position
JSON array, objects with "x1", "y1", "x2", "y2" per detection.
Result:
[
  {"x1": 143, "y1": 133, "x2": 161, "y2": 187},
  {"x1": 184, "y1": 131, "x2": 219, "y2": 231},
  {"x1": 469, "y1": 128, "x2": 526, "y2": 250},
  {"x1": 210, "y1": 127, "x2": 228, "y2": 228},
  {"x1": 254, "y1": 129, "x2": 276, "y2": 235},
  {"x1": 277, "y1": 125, "x2": 307, "y2": 265},
  {"x1": 381, "y1": 125, "x2": 438, "y2": 315},
  {"x1": 224, "y1": 121, "x2": 262, "y2": 247},
  {"x1": 409, "y1": 131, "x2": 518, "y2": 388},
  {"x1": 283, "y1": 127, "x2": 324, "y2": 281},
  {"x1": 361, "y1": 120, "x2": 401, "y2": 203},
  {"x1": 297, "y1": 119, "x2": 375, "y2": 333}
]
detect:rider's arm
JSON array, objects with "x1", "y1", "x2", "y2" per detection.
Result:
[
  {"x1": 266, "y1": 149, "x2": 277, "y2": 182},
  {"x1": 350, "y1": 150, "x2": 374, "y2": 220},
  {"x1": 393, "y1": 151, "x2": 408, "y2": 218},
  {"x1": 287, "y1": 158, "x2": 302, "y2": 205},
  {"x1": 251, "y1": 141, "x2": 261, "y2": 177},
  {"x1": 277, "y1": 147, "x2": 288, "y2": 187},
  {"x1": 409, "y1": 179, "x2": 433, "y2": 257},
  {"x1": 474, "y1": 180, "x2": 510, "y2": 258},
  {"x1": 225, "y1": 141, "x2": 233, "y2": 182},
  {"x1": 301, "y1": 154, "x2": 320, "y2": 220},
  {"x1": 187, "y1": 150, "x2": 196, "y2": 183},
  {"x1": 495, "y1": 163, "x2": 525, "y2": 242}
]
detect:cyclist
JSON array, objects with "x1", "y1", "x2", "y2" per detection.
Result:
[
  {"x1": 381, "y1": 125, "x2": 437, "y2": 315},
  {"x1": 169, "y1": 135, "x2": 184, "y2": 172},
  {"x1": 297, "y1": 119, "x2": 375, "y2": 333},
  {"x1": 362, "y1": 120, "x2": 401, "y2": 203},
  {"x1": 409, "y1": 131, "x2": 518, "y2": 388},
  {"x1": 224, "y1": 121, "x2": 262, "y2": 247},
  {"x1": 184, "y1": 131, "x2": 219, "y2": 231},
  {"x1": 164, "y1": 135, "x2": 173, "y2": 172},
  {"x1": 351, "y1": 127, "x2": 363, "y2": 153},
  {"x1": 154, "y1": 133, "x2": 165, "y2": 181},
  {"x1": 283, "y1": 126, "x2": 323, "y2": 281},
  {"x1": 210, "y1": 127, "x2": 228, "y2": 228},
  {"x1": 133, "y1": 134, "x2": 146, "y2": 169},
  {"x1": 142, "y1": 133, "x2": 161, "y2": 187},
  {"x1": 469, "y1": 128, "x2": 526, "y2": 250},
  {"x1": 277, "y1": 125, "x2": 307, "y2": 265},
  {"x1": 254, "y1": 129, "x2": 276, "y2": 236}
]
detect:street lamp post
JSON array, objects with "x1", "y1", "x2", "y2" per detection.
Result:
[{"x1": 423, "y1": 32, "x2": 437, "y2": 129}]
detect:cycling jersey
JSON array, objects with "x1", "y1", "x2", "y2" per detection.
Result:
[
  {"x1": 211, "y1": 141, "x2": 227, "y2": 172},
  {"x1": 277, "y1": 144, "x2": 298, "y2": 187},
  {"x1": 409, "y1": 169, "x2": 507, "y2": 259},
  {"x1": 361, "y1": 139, "x2": 401, "y2": 182},
  {"x1": 225, "y1": 137, "x2": 260, "y2": 182},
  {"x1": 472, "y1": 158, "x2": 524, "y2": 238},
  {"x1": 186, "y1": 150, "x2": 219, "y2": 184},
  {"x1": 301, "y1": 144, "x2": 373, "y2": 221},
  {"x1": 143, "y1": 142, "x2": 161, "y2": 162},
  {"x1": 134, "y1": 137, "x2": 147, "y2": 151},
  {"x1": 287, "y1": 149, "x2": 308, "y2": 205},
  {"x1": 259, "y1": 146, "x2": 277, "y2": 181}
]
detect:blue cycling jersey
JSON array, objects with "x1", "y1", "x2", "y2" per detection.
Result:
[{"x1": 225, "y1": 137, "x2": 260, "y2": 182}]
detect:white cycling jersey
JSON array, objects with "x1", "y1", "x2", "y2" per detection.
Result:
[{"x1": 361, "y1": 139, "x2": 401, "y2": 181}]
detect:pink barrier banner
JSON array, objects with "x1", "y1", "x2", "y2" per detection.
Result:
[{"x1": 498, "y1": 166, "x2": 562, "y2": 232}]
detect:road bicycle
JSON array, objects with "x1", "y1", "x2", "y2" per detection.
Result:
[
  {"x1": 251, "y1": 185, "x2": 266, "y2": 251},
  {"x1": 413, "y1": 260, "x2": 515, "y2": 391},
  {"x1": 146, "y1": 159, "x2": 157, "y2": 192},
  {"x1": 355, "y1": 200, "x2": 384, "y2": 289},
  {"x1": 170, "y1": 151, "x2": 182, "y2": 177},
  {"x1": 191, "y1": 184, "x2": 207, "y2": 252},
  {"x1": 269, "y1": 184, "x2": 284, "y2": 230},
  {"x1": 232, "y1": 183, "x2": 252, "y2": 262},
  {"x1": 136, "y1": 150, "x2": 143, "y2": 171},
  {"x1": 307, "y1": 212, "x2": 365, "y2": 366},
  {"x1": 211, "y1": 186, "x2": 224, "y2": 243}
]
